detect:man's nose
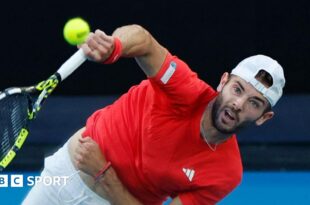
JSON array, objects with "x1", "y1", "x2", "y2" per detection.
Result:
[{"x1": 232, "y1": 97, "x2": 246, "y2": 111}]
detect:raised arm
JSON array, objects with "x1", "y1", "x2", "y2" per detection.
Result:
[{"x1": 81, "y1": 24, "x2": 168, "y2": 77}]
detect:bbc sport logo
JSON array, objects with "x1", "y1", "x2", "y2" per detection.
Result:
[{"x1": 0, "y1": 174, "x2": 69, "y2": 188}]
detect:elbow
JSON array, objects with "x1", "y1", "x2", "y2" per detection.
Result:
[
  {"x1": 129, "y1": 24, "x2": 150, "y2": 36},
  {"x1": 130, "y1": 24, "x2": 153, "y2": 46},
  {"x1": 114, "y1": 24, "x2": 151, "y2": 41},
  {"x1": 115, "y1": 24, "x2": 153, "y2": 56},
  {"x1": 130, "y1": 24, "x2": 153, "y2": 49}
]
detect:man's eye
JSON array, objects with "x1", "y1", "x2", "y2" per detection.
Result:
[
  {"x1": 233, "y1": 87, "x2": 241, "y2": 94},
  {"x1": 249, "y1": 100, "x2": 259, "y2": 108}
]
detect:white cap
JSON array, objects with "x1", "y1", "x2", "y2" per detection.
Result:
[{"x1": 231, "y1": 55, "x2": 285, "y2": 107}]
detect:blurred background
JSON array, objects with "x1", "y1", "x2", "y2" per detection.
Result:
[{"x1": 0, "y1": 0, "x2": 310, "y2": 204}]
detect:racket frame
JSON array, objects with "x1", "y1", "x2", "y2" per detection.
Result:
[{"x1": 0, "y1": 49, "x2": 86, "y2": 170}]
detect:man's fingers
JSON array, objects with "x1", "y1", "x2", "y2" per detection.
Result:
[
  {"x1": 79, "y1": 137, "x2": 99, "y2": 153},
  {"x1": 92, "y1": 34, "x2": 110, "y2": 54},
  {"x1": 79, "y1": 136, "x2": 92, "y2": 143},
  {"x1": 80, "y1": 29, "x2": 114, "y2": 62},
  {"x1": 95, "y1": 29, "x2": 111, "y2": 42},
  {"x1": 87, "y1": 37, "x2": 100, "y2": 51},
  {"x1": 75, "y1": 144, "x2": 85, "y2": 156},
  {"x1": 80, "y1": 43, "x2": 92, "y2": 56},
  {"x1": 73, "y1": 153, "x2": 83, "y2": 166},
  {"x1": 93, "y1": 32, "x2": 109, "y2": 46},
  {"x1": 94, "y1": 29, "x2": 106, "y2": 36},
  {"x1": 80, "y1": 136, "x2": 98, "y2": 147},
  {"x1": 96, "y1": 29, "x2": 114, "y2": 44}
]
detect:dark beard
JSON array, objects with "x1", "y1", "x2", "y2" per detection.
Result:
[{"x1": 211, "y1": 94, "x2": 250, "y2": 134}]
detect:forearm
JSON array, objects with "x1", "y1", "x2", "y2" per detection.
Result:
[
  {"x1": 112, "y1": 24, "x2": 152, "y2": 58},
  {"x1": 112, "y1": 24, "x2": 167, "y2": 77},
  {"x1": 81, "y1": 24, "x2": 167, "y2": 76},
  {"x1": 96, "y1": 167, "x2": 143, "y2": 205}
]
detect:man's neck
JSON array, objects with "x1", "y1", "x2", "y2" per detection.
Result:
[{"x1": 200, "y1": 99, "x2": 232, "y2": 145}]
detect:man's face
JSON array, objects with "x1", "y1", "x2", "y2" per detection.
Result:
[{"x1": 212, "y1": 74, "x2": 272, "y2": 134}]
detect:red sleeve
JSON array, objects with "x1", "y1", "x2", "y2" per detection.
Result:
[{"x1": 148, "y1": 52, "x2": 215, "y2": 110}]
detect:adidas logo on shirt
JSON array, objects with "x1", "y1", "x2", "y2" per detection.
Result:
[{"x1": 182, "y1": 168, "x2": 195, "y2": 182}]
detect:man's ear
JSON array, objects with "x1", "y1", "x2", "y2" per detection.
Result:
[
  {"x1": 255, "y1": 111, "x2": 274, "y2": 126},
  {"x1": 217, "y1": 72, "x2": 230, "y2": 92}
]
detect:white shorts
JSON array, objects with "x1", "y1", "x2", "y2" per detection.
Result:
[{"x1": 22, "y1": 142, "x2": 110, "y2": 205}]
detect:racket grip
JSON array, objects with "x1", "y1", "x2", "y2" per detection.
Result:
[{"x1": 57, "y1": 49, "x2": 87, "y2": 81}]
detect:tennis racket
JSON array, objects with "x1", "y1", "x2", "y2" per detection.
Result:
[{"x1": 0, "y1": 49, "x2": 87, "y2": 171}]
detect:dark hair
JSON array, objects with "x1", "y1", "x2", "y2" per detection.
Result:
[
  {"x1": 263, "y1": 102, "x2": 272, "y2": 113},
  {"x1": 255, "y1": 70, "x2": 273, "y2": 113},
  {"x1": 255, "y1": 70, "x2": 273, "y2": 88}
]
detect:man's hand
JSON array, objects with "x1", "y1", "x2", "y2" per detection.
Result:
[
  {"x1": 74, "y1": 136, "x2": 106, "y2": 177},
  {"x1": 80, "y1": 29, "x2": 115, "y2": 62},
  {"x1": 73, "y1": 137, "x2": 143, "y2": 205},
  {"x1": 81, "y1": 25, "x2": 167, "y2": 77}
]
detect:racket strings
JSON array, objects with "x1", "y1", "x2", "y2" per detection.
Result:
[{"x1": 0, "y1": 94, "x2": 29, "y2": 159}]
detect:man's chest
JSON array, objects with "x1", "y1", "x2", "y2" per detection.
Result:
[{"x1": 141, "y1": 137, "x2": 215, "y2": 195}]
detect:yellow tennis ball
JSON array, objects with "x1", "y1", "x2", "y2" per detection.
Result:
[{"x1": 63, "y1": 17, "x2": 90, "y2": 45}]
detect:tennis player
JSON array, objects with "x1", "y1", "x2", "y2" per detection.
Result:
[{"x1": 23, "y1": 24, "x2": 285, "y2": 205}]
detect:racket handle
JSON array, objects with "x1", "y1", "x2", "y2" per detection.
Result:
[{"x1": 57, "y1": 49, "x2": 87, "y2": 81}]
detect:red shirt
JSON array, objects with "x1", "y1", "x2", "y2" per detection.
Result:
[{"x1": 83, "y1": 53, "x2": 243, "y2": 205}]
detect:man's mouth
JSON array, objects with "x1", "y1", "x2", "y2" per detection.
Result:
[
  {"x1": 221, "y1": 108, "x2": 238, "y2": 126},
  {"x1": 224, "y1": 109, "x2": 236, "y2": 121}
]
